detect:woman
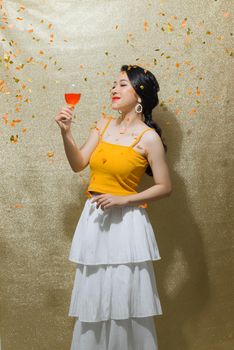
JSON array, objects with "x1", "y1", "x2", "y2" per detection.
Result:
[{"x1": 55, "y1": 64, "x2": 172, "y2": 350}]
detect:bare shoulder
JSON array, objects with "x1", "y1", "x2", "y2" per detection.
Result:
[
  {"x1": 142, "y1": 128, "x2": 163, "y2": 146},
  {"x1": 142, "y1": 128, "x2": 166, "y2": 160}
]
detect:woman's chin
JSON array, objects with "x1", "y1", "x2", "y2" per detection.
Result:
[{"x1": 111, "y1": 105, "x2": 120, "y2": 111}]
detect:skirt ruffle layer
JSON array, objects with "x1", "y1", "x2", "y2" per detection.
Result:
[
  {"x1": 69, "y1": 261, "x2": 162, "y2": 322},
  {"x1": 68, "y1": 196, "x2": 162, "y2": 349},
  {"x1": 69, "y1": 198, "x2": 161, "y2": 265},
  {"x1": 70, "y1": 316, "x2": 158, "y2": 350}
]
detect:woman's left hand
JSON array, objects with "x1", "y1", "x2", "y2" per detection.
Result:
[{"x1": 91, "y1": 194, "x2": 129, "y2": 210}]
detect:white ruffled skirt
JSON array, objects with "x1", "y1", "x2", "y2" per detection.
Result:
[{"x1": 68, "y1": 195, "x2": 162, "y2": 350}]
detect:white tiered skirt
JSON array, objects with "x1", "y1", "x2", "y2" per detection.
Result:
[{"x1": 68, "y1": 195, "x2": 162, "y2": 350}]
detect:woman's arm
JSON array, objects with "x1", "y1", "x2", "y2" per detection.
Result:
[
  {"x1": 55, "y1": 106, "x2": 107, "y2": 172},
  {"x1": 127, "y1": 130, "x2": 172, "y2": 205},
  {"x1": 61, "y1": 130, "x2": 85, "y2": 172}
]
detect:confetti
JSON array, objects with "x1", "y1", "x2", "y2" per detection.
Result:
[
  {"x1": 10, "y1": 119, "x2": 22, "y2": 127},
  {"x1": 0, "y1": 80, "x2": 10, "y2": 93},
  {"x1": 13, "y1": 77, "x2": 20, "y2": 83},
  {"x1": 144, "y1": 20, "x2": 149, "y2": 31},
  {"x1": 27, "y1": 57, "x2": 33, "y2": 63},
  {"x1": 13, "y1": 203, "x2": 23, "y2": 208},
  {"x1": 47, "y1": 151, "x2": 54, "y2": 158},
  {"x1": 10, "y1": 135, "x2": 19, "y2": 143}
]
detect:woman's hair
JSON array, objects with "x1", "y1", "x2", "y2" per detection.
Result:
[{"x1": 120, "y1": 64, "x2": 167, "y2": 176}]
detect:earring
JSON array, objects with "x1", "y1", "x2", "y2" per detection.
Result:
[{"x1": 135, "y1": 103, "x2": 143, "y2": 114}]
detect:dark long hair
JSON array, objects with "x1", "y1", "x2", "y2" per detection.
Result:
[{"x1": 120, "y1": 64, "x2": 167, "y2": 176}]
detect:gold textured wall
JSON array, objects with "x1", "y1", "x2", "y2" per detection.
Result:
[{"x1": 0, "y1": 1, "x2": 233, "y2": 349}]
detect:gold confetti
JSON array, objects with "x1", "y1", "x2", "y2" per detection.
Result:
[
  {"x1": 10, "y1": 135, "x2": 18, "y2": 143},
  {"x1": 47, "y1": 151, "x2": 54, "y2": 158},
  {"x1": 0, "y1": 80, "x2": 10, "y2": 93}
]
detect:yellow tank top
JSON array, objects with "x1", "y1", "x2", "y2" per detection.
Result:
[{"x1": 85, "y1": 115, "x2": 154, "y2": 208}]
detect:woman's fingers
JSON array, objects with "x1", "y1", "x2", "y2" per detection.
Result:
[{"x1": 54, "y1": 106, "x2": 74, "y2": 131}]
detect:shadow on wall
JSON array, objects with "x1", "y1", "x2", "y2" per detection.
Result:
[{"x1": 138, "y1": 109, "x2": 211, "y2": 350}]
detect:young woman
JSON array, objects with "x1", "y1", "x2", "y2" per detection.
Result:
[{"x1": 55, "y1": 64, "x2": 172, "y2": 350}]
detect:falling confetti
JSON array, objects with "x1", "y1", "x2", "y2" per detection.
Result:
[
  {"x1": 47, "y1": 151, "x2": 54, "y2": 158},
  {"x1": 12, "y1": 203, "x2": 24, "y2": 209},
  {"x1": 10, "y1": 135, "x2": 19, "y2": 143},
  {"x1": 0, "y1": 80, "x2": 10, "y2": 93},
  {"x1": 144, "y1": 20, "x2": 149, "y2": 31}
]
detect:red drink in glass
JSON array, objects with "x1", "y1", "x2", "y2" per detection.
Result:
[{"x1": 64, "y1": 93, "x2": 81, "y2": 106}]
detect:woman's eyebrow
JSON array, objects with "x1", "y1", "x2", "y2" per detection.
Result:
[{"x1": 113, "y1": 79, "x2": 128, "y2": 83}]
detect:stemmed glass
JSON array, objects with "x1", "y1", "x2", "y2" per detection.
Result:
[{"x1": 64, "y1": 82, "x2": 81, "y2": 123}]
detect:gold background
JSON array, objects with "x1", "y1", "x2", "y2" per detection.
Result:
[{"x1": 0, "y1": 1, "x2": 233, "y2": 349}]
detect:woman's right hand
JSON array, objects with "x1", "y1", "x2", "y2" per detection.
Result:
[{"x1": 55, "y1": 106, "x2": 74, "y2": 134}]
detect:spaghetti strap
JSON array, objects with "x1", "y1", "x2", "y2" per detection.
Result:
[
  {"x1": 130, "y1": 128, "x2": 154, "y2": 148},
  {"x1": 100, "y1": 115, "x2": 113, "y2": 139}
]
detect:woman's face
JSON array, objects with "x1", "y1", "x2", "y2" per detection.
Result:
[{"x1": 110, "y1": 71, "x2": 139, "y2": 113}]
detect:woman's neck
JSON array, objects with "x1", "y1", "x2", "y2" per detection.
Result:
[{"x1": 117, "y1": 112, "x2": 144, "y2": 128}]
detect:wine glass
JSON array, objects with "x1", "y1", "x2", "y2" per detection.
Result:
[{"x1": 64, "y1": 82, "x2": 81, "y2": 123}]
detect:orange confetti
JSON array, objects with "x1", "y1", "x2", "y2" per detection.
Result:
[
  {"x1": 181, "y1": 18, "x2": 187, "y2": 28},
  {"x1": 0, "y1": 80, "x2": 10, "y2": 93},
  {"x1": 18, "y1": 6, "x2": 26, "y2": 11},
  {"x1": 13, "y1": 203, "x2": 23, "y2": 208},
  {"x1": 196, "y1": 87, "x2": 201, "y2": 96},
  {"x1": 27, "y1": 57, "x2": 33, "y2": 63},
  {"x1": 143, "y1": 20, "x2": 149, "y2": 31},
  {"x1": 16, "y1": 17, "x2": 23, "y2": 21},
  {"x1": 27, "y1": 29, "x2": 34, "y2": 33},
  {"x1": 138, "y1": 203, "x2": 148, "y2": 208},
  {"x1": 16, "y1": 94, "x2": 23, "y2": 100},
  {"x1": 188, "y1": 108, "x2": 197, "y2": 116},
  {"x1": 39, "y1": 50, "x2": 44, "y2": 55},
  {"x1": 22, "y1": 128, "x2": 27, "y2": 133},
  {"x1": 175, "y1": 62, "x2": 180, "y2": 68},
  {"x1": 10, "y1": 119, "x2": 22, "y2": 127},
  {"x1": 101, "y1": 112, "x2": 107, "y2": 119},
  {"x1": 2, "y1": 113, "x2": 9, "y2": 124},
  {"x1": 47, "y1": 151, "x2": 54, "y2": 158},
  {"x1": 167, "y1": 23, "x2": 174, "y2": 32},
  {"x1": 48, "y1": 23, "x2": 53, "y2": 29}
]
